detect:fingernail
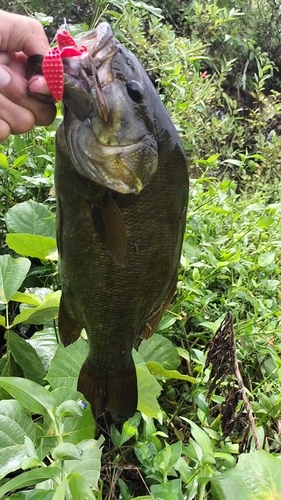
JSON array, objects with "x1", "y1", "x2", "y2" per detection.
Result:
[{"x1": 0, "y1": 67, "x2": 11, "y2": 87}]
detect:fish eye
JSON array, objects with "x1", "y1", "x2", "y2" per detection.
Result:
[{"x1": 126, "y1": 80, "x2": 145, "y2": 103}]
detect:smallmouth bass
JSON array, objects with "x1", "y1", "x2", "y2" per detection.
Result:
[{"x1": 55, "y1": 23, "x2": 189, "y2": 417}]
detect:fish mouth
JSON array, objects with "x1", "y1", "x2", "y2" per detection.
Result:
[{"x1": 62, "y1": 23, "x2": 117, "y2": 122}]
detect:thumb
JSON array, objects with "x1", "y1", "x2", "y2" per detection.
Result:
[{"x1": 0, "y1": 10, "x2": 50, "y2": 56}]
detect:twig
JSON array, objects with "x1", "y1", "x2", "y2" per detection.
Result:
[{"x1": 229, "y1": 317, "x2": 260, "y2": 450}]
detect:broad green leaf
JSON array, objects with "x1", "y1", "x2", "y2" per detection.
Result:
[
  {"x1": 46, "y1": 340, "x2": 88, "y2": 391},
  {"x1": 11, "y1": 291, "x2": 42, "y2": 306},
  {"x1": 139, "y1": 333, "x2": 180, "y2": 370},
  {"x1": 146, "y1": 361, "x2": 195, "y2": 383},
  {"x1": 0, "y1": 255, "x2": 31, "y2": 304},
  {"x1": 0, "y1": 377, "x2": 55, "y2": 414},
  {"x1": 6, "y1": 234, "x2": 57, "y2": 261},
  {"x1": 50, "y1": 388, "x2": 95, "y2": 443},
  {"x1": 0, "y1": 314, "x2": 5, "y2": 326},
  {"x1": 68, "y1": 472, "x2": 96, "y2": 500},
  {"x1": 136, "y1": 365, "x2": 162, "y2": 418},
  {"x1": 211, "y1": 450, "x2": 281, "y2": 500},
  {"x1": 64, "y1": 438, "x2": 103, "y2": 487},
  {"x1": 5, "y1": 200, "x2": 56, "y2": 238},
  {"x1": 0, "y1": 400, "x2": 35, "y2": 480},
  {"x1": 0, "y1": 467, "x2": 60, "y2": 499},
  {"x1": 6, "y1": 330, "x2": 46, "y2": 385},
  {"x1": 151, "y1": 479, "x2": 184, "y2": 500},
  {"x1": 258, "y1": 251, "x2": 275, "y2": 267},
  {"x1": 28, "y1": 328, "x2": 58, "y2": 372},
  {"x1": 12, "y1": 293, "x2": 61, "y2": 326}
]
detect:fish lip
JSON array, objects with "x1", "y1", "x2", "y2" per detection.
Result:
[{"x1": 63, "y1": 25, "x2": 117, "y2": 121}]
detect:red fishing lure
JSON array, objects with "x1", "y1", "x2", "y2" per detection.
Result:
[{"x1": 42, "y1": 29, "x2": 87, "y2": 102}]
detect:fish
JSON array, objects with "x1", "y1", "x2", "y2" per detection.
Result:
[{"x1": 55, "y1": 22, "x2": 189, "y2": 418}]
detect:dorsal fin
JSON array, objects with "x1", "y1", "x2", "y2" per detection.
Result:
[{"x1": 92, "y1": 191, "x2": 128, "y2": 267}]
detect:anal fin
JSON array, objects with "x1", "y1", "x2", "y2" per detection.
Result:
[
  {"x1": 140, "y1": 274, "x2": 178, "y2": 340},
  {"x1": 78, "y1": 356, "x2": 137, "y2": 418},
  {"x1": 92, "y1": 190, "x2": 128, "y2": 267},
  {"x1": 58, "y1": 293, "x2": 82, "y2": 346}
]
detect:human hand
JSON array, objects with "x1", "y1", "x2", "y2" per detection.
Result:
[{"x1": 0, "y1": 10, "x2": 56, "y2": 142}]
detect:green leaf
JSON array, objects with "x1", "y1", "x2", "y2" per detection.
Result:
[
  {"x1": 50, "y1": 388, "x2": 95, "y2": 444},
  {"x1": 138, "y1": 333, "x2": 180, "y2": 370},
  {"x1": 181, "y1": 418, "x2": 213, "y2": 455},
  {"x1": 55, "y1": 400, "x2": 83, "y2": 419},
  {"x1": 46, "y1": 340, "x2": 88, "y2": 391},
  {"x1": 133, "y1": 1, "x2": 163, "y2": 17},
  {"x1": 21, "y1": 457, "x2": 43, "y2": 470},
  {"x1": 151, "y1": 478, "x2": 184, "y2": 500},
  {"x1": 146, "y1": 361, "x2": 195, "y2": 383},
  {"x1": 154, "y1": 441, "x2": 182, "y2": 474},
  {"x1": 156, "y1": 315, "x2": 177, "y2": 331},
  {"x1": 0, "y1": 467, "x2": 60, "y2": 498},
  {"x1": 13, "y1": 153, "x2": 29, "y2": 168},
  {"x1": 0, "y1": 400, "x2": 35, "y2": 480},
  {"x1": 6, "y1": 234, "x2": 57, "y2": 261},
  {"x1": 11, "y1": 292, "x2": 61, "y2": 326},
  {"x1": 5, "y1": 200, "x2": 56, "y2": 238},
  {"x1": 0, "y1": 377, "x2": 55, "y2": 414},
  {"x1": 28, "y1": 328, "x2": 59, "y2": 372},
  {"x1": 211, "y1": 450, "x2": 281, "y2": 500},
  {"x1": 0, "y1": 255, "x2": 31, "y2": 304},
  {"x1": 256, "y1": 215, "x2": 275, "y2": 228},
  {"x1": 136, "y1": 365, "x2": 162, "y2": 418},
  {"x1": 64, "y1": 438, "x2": 103, "y2": 488},
  {"x1": 258, "y1": 251, "x2": 275, "y2": 267},
  {"x1": 6, "y1": 330, "x2": 46, "y2": 385},
  {"x1": 10, "y1": 491, "x2": 55, "y2": 499},
  {"x1": 11, "y1": 291, "x2": 42, "y2": 306},
  {"x1": 68, "y1": 472, "x2": 96, "y2": 500},
  {"x1": 52, "y1": 476, "x2": 68, "y2": 500},
  {"x1": 52, "y1": 442, "x2": 82, "y2": 460},
  {"x1": 0, "y1": 152, "x2": 10, "y2": 168}
]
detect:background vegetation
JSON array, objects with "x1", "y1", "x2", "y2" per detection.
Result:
[{"x1": 0, "y1": 0, "x2": 281, "y2": 499}]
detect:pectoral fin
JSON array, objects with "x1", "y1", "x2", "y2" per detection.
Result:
[
  {"x1": 92, "y1": 191, "x2": 128, "y2": 267},
  {"x1": 58, "y1": 293, "x2": 82, "y2": 345}
]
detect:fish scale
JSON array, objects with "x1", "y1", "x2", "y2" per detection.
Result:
[{"x1": 55, "y1": 23, "x2": 189, "y2": 418}]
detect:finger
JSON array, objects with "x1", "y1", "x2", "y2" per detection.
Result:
[
  {"x1": 0, "y1": 51, "x2": 28, "y2": 78},
  {"x1": 28, "y1": 75, "x2": 51, "y2": 96},
  {"x1": 0, "y1": 65, "x2": 56, "y2": 126},
  {"x1": 0, "y1": 93, "x2": 36, "y2": 136},
  {"x1": 0, "y1": 11, "x2": 50, "y2": 56},
  {"x1": 0, "y1": 118, "x2": 10, "y2": 142}
]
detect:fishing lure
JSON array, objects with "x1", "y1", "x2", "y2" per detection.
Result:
[{"x1": 42, "y1": 29, "x2": 87, "y2": 102}]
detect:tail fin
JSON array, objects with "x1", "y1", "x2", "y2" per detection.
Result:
[{"x1": 77, "y1": 356, "x2": 137, "y2": 418}]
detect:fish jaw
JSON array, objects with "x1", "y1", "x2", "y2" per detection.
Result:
[{"x1": 62, "y1": 23, "x2": 159, "y2": 194}]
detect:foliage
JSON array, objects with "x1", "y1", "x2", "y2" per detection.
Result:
[{"x1": 0, "y1": 0, "x2": 281, "y2": 498}]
